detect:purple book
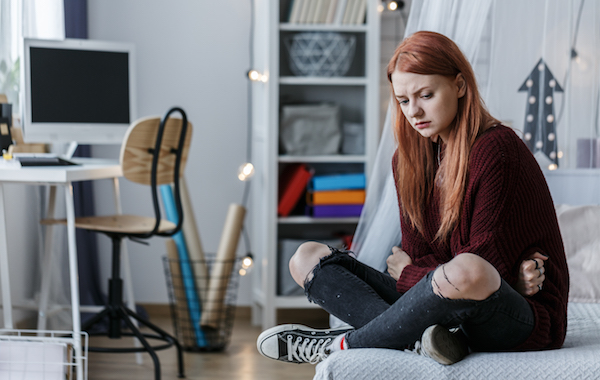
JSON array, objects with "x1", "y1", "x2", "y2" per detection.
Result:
[{"x1": 311, "y1": 204, "x2": 363, "y2": 218}]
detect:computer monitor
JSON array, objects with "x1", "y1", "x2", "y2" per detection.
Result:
[{"x1": 21, "y1": 38, "x2": 136, "y2": 145}]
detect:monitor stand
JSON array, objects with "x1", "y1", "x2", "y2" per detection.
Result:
[{"x1": 64, "y1": 141, "x2": 78, "y2": 159}]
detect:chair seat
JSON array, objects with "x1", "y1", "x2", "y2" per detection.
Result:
[{"x1": 42, "y1": 214, "x2": 177, "y2": 235}]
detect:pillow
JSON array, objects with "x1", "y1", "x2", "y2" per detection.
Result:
[{"x1": 556, "y1": 205, "x2": 600, "y2": 303}]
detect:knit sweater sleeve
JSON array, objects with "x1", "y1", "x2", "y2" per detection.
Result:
[
  {"x1": 452, "y1": 126, "x2": 569, "y2": 350},
  {"x1": 450, "y1": 130, "x2": 520, "y2": 281}
]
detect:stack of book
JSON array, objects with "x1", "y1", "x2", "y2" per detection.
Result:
[
  {"x1": 286, "y1": 0, "x2": 367, "y2": 25},
  {"x1": 307, "y1": 173, "x2": 366, "y2": 217}
]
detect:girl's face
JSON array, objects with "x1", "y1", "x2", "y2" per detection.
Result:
[{"x1": 391, "y1": 70, "x2": 466, "y2": 143}]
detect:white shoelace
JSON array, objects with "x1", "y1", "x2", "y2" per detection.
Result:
[
  {"x1": 407, "y1": 340, "x2": 431, "y2": 358},
  {"x1": 287, "y1": 335, "x2": 332, "y2": 364}
]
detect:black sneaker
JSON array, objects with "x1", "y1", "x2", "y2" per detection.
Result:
[
  {"x1": 411, "y1": 324, "x2": 469, "y2": 365},
  {"x1": 256, "y1": 324, "x2": 351, "y2": 364}
]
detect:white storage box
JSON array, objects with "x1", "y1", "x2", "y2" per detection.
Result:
[{"x1": 0, "y1": 330, "x2": 88, "y2": 380}]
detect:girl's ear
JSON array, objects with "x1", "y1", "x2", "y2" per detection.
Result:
[{"x1": 456, "y1": 73, "x2": 467, "y2": 98}]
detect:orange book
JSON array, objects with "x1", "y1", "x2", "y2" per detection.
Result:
[
  {"x1": 308, "y1": 189, "x2": 366, "y2": 205},
  {"x1": 278, "y1": 164, "x2": 312, "y2": 216}
]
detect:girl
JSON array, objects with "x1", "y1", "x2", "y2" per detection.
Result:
[{"x1": 257, "y1": 31, "x2": 569, "y2": 365}]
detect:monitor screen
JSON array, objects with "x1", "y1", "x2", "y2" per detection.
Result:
[{"x1": 22, "y1": 38, "x2": 136, "y2": 145}]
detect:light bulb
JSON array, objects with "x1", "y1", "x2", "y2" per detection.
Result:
[
  {"x1": 377, "y1": 3, "x2": 385, "y2": 12},
  {"x1": 238, "y1": 254, "x2": 254, "y2": 276},
  {"x1": 238, "y1": 162, "x2": 255, "y2": 181},
  {"x1": 242, "y1": 256, "x2": 254, "y2": 269},
  {"x1": 248, "y1": 70, "x2": 268, "y2": 82},
  {"x1": 388, "y1": 1, "x2": 398, "y2": 11},
  {"x1": 576, "y1": 56, "x2": 589, "y2": 71},
  {"x1": 248, "y1": 70, "x2": 260, "y2": 81},
  {"x1": 548, "y1": 164, "x2": 558, "y2": 171}
]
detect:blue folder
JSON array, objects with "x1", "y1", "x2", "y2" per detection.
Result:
[
  {"x1": 160, "y1": 185, "x2": 207, "y2": 347},
  {"x1": 311, "y1": 173, "x2": 366, "y2": 191}
]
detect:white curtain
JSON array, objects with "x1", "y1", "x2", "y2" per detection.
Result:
[
  {"x1": 0, "y1": 0, "x2": 66, "y2": 329},
  {"x1": 0, "y1": 0, "x2": 64, "y2": 110},
  {"x1": 351, "y1": 0, "x2": 600, "y2": 269}
]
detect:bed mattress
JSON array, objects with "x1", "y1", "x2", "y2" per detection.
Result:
[{"x1": 314, "y1": 302, "x2": 600, "y2": 380}]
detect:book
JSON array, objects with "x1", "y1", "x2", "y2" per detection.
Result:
[
  {"x1": 311, "y1": 204, "x2": 363, "y2": 217},
  {"x1": 311, "y1": 172, "x2": 366, "y2": 191},
  {"x1": 278, "y1": 164, "x2": 313, "y2": 216},
  {"x1": 316, "y1": 0, "x2": 330, "y2": 23},
  {"x1": 306, "y1": 0, "x2": 319, "y2": 23},
  {"x1": 308, "y1": 189, "x2": 366, "y2": 205},
  {"x1": 333, "y1": 0, "x2": 348, "y2": 24},
  {"x1": 325, "y1": 0, "x2": 338, "y2": 23},
  {"x1": 347, "y1": 0, "x2": 361, "y2": 24},
  {"x1": 298, "y1": 0, "x2": 312, "y2": 23},
  {"x1": 354, "y1": 0, "x2": 367, "y2": 24},
  {"x1": 288, "y1": 0, "x2": 303, "y2": 23},
  {"x1": 342, "y1": 0, "x2": 356, "y2": 24}
]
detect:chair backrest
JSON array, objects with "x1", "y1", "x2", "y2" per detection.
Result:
[{"x1": 119, "y1": 107, "x2": 192, "y2": 237}]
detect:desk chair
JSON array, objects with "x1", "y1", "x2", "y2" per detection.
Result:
[{"x1": 44, "y1": 107, "x2": 192, "y2": 379}]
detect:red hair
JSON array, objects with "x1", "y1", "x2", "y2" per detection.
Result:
[{"x1": 387, "y1": 31, "x2": 499, "y2": 243}]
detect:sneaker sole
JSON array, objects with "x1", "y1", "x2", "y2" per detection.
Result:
[{"x1": 421, "y1": 325, "x2": 468, "y2": 365}]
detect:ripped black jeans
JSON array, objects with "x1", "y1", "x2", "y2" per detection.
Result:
[{"x1": 304, "y1": 247, "x2": 534, "y2": 352}]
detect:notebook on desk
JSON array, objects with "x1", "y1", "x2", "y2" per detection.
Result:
[{"x1": 17, "y1": 156, "x2": 79, "y2": 167}]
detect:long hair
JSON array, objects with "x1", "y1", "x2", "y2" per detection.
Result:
[{"x1": 387, "y1": 31, "x2": 499, "y2": 243}]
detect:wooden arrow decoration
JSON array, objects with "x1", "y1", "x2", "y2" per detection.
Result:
[{"x1": 518, "y1": 58, "x2": 563, "y2": 165}]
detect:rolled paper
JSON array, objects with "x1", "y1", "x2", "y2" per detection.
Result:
[
  {"x1": 160, "y1": 185, "x2": 207, "y2": 347},
  {"x1": 200, "y1": 203, "x2": 246, "y2": 329},
  {"x1": 179, "y1": 177, "x2": 209, "y2": 303},
  {"x1": 165, "y1": 238, "x2": 196, "y2": 348}
]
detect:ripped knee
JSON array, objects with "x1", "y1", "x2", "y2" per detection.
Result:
[
  {"x1": 289, "y1": 242, "x2": 333, "y2": 287},
  {"x1": 431, "y1": 264, "x2": 460, "y2": 299},
  {"x1": 301, "y1": 245, "x2": 356, "y2": 291},
  {"x1": 431, "y1": 254, "x2": 501, "y2": 301}
]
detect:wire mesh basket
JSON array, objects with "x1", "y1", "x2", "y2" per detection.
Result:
[
  {"x1": 0, "y1": 329, "x2": 88, "y2": 380},
  {"x1": 285, "y1": 32, "x2": 357, "y2": 77},
  {"x1": 163, "y1": 256, "x2": 242, "y2": 352}
]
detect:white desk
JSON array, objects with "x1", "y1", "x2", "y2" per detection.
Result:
[{"x1": 0, "y1": 157, "x2": 122, "y2": 380}]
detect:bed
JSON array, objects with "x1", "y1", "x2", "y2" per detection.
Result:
[{"x1": 314, "y1": 205, "x2": 600, "y2": 380}]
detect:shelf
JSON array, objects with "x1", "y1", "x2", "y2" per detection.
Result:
[
  {"x1": 280, "y1": 23, "x2": 368, "y2": 32},
  {"x1": 543, "y1": 168, "x2": 600, "y2": 176},
  {"x1": 251, "y1": 0, "x2": 380, "y2": 329},
  {"x1": 279, "y1": 154, "x2": 367, "y2": 163},
  {"x1": 279, "y1": 76, "x2": 367, "y2": 86},
  {"x1": 278, "y1": 216, "x2": 360, "y2": 224}
]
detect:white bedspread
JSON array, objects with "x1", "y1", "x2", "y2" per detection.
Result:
[{"x1": 314, "y1": 302, "x2": 600, "y2": 380}]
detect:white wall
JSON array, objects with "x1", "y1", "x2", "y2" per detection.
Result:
[{"x1": 88, "y1": 0, "x2": 254, "y2": 304}]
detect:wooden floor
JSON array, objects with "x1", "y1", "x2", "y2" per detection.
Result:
[{"x1": 87, "y1": 306, "x2": 330, "y2": 380}]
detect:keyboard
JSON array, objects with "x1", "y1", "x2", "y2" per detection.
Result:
[{"x1": 18, "y1": 156, "x2": 79, "y2": 167}]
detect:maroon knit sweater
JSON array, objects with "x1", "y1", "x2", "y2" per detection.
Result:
[{"x1": 393, "y1": 125, "x2": 569, "y2": 350}]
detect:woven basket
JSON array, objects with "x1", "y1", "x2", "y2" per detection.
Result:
[{"x1": 285, "y1": 32, "x2": 356, "y2": 77}]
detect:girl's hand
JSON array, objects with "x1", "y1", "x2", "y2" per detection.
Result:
[
  {"x1": 387, "y1": 246, "x2": 413, "y2": 280},
  {"x1": 515, "y1": 252, "x2": 548, "y2": 296}
]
